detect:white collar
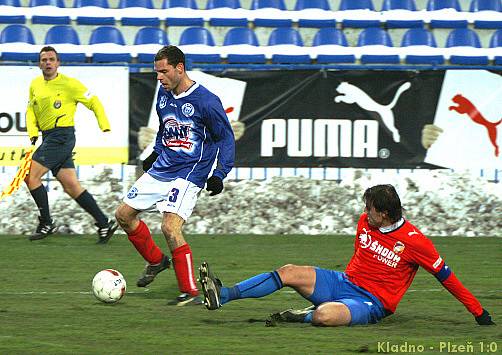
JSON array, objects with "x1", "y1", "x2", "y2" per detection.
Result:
[
  {"x1": 379, "y1": 218, "x2": 405, "y2": 233},
  {"x1": 172, "y1": 81, "x2": 199, "y2": 99}
]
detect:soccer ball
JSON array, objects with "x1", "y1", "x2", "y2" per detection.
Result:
[{"x1": 92, "y1": 269, "x2": 126, "y2": 304}]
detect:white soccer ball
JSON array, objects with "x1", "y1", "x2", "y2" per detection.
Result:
[{"x1": 92, "y1": 269, "x2": 127, "y2": 304}]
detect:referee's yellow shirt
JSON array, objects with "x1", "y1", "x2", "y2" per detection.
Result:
[{"x1": 26, "y1": 73, "x2": 111, "y2": 139}]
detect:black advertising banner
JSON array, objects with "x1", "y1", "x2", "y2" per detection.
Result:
[
  {"x1": 130, "y1": 70, "x2": 445, "y2": 168},
  {"x1": 226, "y1": 70, "x2": 445, "y2": 168}
]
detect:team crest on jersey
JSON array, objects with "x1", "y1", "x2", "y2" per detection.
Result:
[
  {"x1": 181, "y1": 103, "x2": 195, "y2": 117},
  {"x1": 159, "y1": 95, "x2": 167, "y2": 109},
  {"x1": 358, "y1": 228, "x2": 372, "y2": 248},
  {"x1": 127, "y1": 187, "x2": 138, "y2": 199},
  {"x1": 162, "y1": 118, "x2": 193, "y2": 149},
  {"x1": 53, "y1": 100, "x2": 61, "y2": 109},
  {"x1": 393, "y1": 241, "x2": 405, "y2": 255}
]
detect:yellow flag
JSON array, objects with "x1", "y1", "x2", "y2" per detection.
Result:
[{"x1": 0, "y1": 146, "x2": 34, "y2": 201}]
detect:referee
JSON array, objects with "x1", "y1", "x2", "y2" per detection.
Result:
[{"x1": 25, "y1": 46, "x2": 117, "y2": 243}]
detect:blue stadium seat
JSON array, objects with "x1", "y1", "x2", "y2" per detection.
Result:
[
  {"x1": 0, "y1": 24, "x2": 37, "y2": 61},
  {"x1": 0, "y1": 0, "x2": 25, "y2": 23},
  {"x1": 251, "y1": 0, "x2": 291, "y2": 27},
  {"x1": 162, "y1": 0, "x2": 203, "y2": 26},
  {"x1": 401, "y1": 28, "x2": 444, "y2": 64},
  {"x1": 178, "y1": 27, "x2": 221, "y2": 63},
  {"x1": 470, "y1": 0, "x2": 502, "y2": 29},
  {"x1": 490, "y1": 29, "x2": 502, "y2": 64},
  {"x1": 382, "y1": 0, "x2": 422, "y2": 27},
  {"x1": 119, "y1": 0, "x2": 160, "y2": 26},
  {"x1": 30, "y1": 0, "x2": 71, "y2": 24},
  {"x1": 446, "y1": 28, "x2": 488, "y2": 64},
  {"x1": 312, "y1": 27, "x2": 355, "y2": 63},
  {"x1": 44, "y1": 25, "x2": 86, "y2": 62},
  {"x1": 206, "y1": 0, "x2": 247, "y2": 26},
  {"x1": 134, "y1": 27, "x2": 169, "y2": 62},
  {"x1": 223, "y1": 27, "x2": 266, "y2": 63},
  {"x1": 357, "y1": 27, "x2": 400, "y2": 63},
  {"x1": 339, "y1": 0, "x2": 380, "y2": 28},
  {"x1": 295, "y1": 0, "x2": 334, "y2": 27},
  {"x1": 427, "y1": 0, "x2": 467, "y2": 28},
  {"x1": 268, "y1": 28, "x2": 311, "y2": 63},
  {"x1": 74, "y1": 0, "x2": 114, "y2": 25},
  {"x1": 89, "y1": 26, "x2": 132, "y2": 62}
]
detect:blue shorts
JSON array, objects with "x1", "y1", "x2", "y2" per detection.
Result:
[
  {"x1": 307, "y1": 268, "x2": 386, "y2": 326},
  {"x1": 33, "y1": 127, "x2": 76, "y2": 176}
]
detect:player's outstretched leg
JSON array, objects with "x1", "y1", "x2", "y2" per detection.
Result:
[
  {"x1": 96, "y1": 219, "x2": 119, "y2": 244},
  {"x1": 199, "y1": 261, "x2": 222, "y2": 310},
  {"x1": 266, "y1": 306, "x2": 315, "y2": 327},
  {"x1": 137, "y1": 255, "x2": 171, "y2": 287}
]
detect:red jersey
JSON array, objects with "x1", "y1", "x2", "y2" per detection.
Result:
[{"x1": 345, "y1": 213, "x2": 482, "y2": 315}]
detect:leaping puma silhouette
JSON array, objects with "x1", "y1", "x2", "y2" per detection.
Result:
[
  {"x1": 449, "y1": 94, "x2": 501, "y2": 157},
  {"x1": 334, "y1": 82, "x2": 411, "y2": 143}
]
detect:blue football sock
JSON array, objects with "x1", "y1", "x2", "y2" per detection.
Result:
[{"x1": 220, "y1": 271, "x2": 283, "y2": 305}]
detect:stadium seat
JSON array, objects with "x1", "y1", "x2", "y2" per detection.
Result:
[
  {"x1": 206, "y1": 0, "x2": 247, "y2": 26},
  {"x1": 490, "y1": 29, "x2": 502, "y2": 64},
  {"x1": 338, "y1": 0, "x2": 380, "y2": 28},
  {"x1": 427, "y1": 0, "x2": 467, "y2": 28},
  {"x1": 0, "y1": 24, "x2": 37, "y2": 61},
  {"x1": 162, "y1": 0, "x2": 203, "y2": 26},
  {"x1": 118, "y1": 0, "x2": 160, "y2": 26},
  {"x1": 74, "y1": 0, "x2": 114, "y2": 25},
  {"x1": 381, "y1": 0, "x2": 423, "y2": 27},
  {"x1": 30, "y1": 0, "x2": 71, "y2": 24},
  {"x1": 401, "y1": 28, "x2": 444, "y2": 64},
  {"x1": 251, "y1": 0, "x2": 291, "y2": 27},
  {"x1": 0, "y1": 0, "x2": 25, "y2": 24},
  {"x1": 44, "y1": 25, "x2": 86, "y2": 62},
  {"x1": 178, "y1": 27, "x2": 221, "y2": 63},
  {"x1": 222, "y1": 27, "x2": 266, "y2": 63},
  {"x1": 89, "y1": 26, "x2": 132, "y2": 62},
  {"x1": 445, "y1": 28, "x2": 489, "y2": 64},
  {"x1": 134, "y1": 27, "x2": 169, "y2": 62},
  {"x1": 268, "y1": 27, "x2": 311, "y2": 63},
  {"x1": 312, "y1": 27, "x2": 356, "y2": 63},
  {"x1": 470, "y1": 0, "x2": 502, "y2": 29},
  {"x1": 357, "y1": 27, "x2": 400, "y2": 63},
  {"x1": 294, "y1": 0, "x2": 335, "y2": 27}
]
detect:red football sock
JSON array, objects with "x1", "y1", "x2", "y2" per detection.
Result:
[
  {"x1": 127, "y1": 221, "x2": 164, "y2": 264},
  {"x1": 172, "y1": 244, "x2": 198, "y2": 296}
]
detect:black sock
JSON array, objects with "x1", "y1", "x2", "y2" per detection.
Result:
[
  {"x1": 75, "y1": 190, "x2": 108, "y2": 227},
  {"x1": 30, "y1": 185, "x2": 51, "y2": 222}
]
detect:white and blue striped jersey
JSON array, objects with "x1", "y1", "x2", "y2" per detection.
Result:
[{"x1": 148, "y1": 82, "x2": 235, "y2": 188}]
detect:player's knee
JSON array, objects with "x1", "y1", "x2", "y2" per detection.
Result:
[
  {"x1": 312, "y1": 308, "x2": 332, "y2": 326},
  {"x1": 115, "y1": 204, "x2": 131, "y2": 227},
  {"x1": 160, "y1": 220, "x2": 177, "y2": 238},
  {"x1": 312, "y1": 303, "x2": 351, "y2": 327},
  {"x1": 276, "y1": 264, "x2": 299, "y2": 283}
]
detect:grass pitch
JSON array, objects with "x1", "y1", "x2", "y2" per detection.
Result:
[{"x1": 0, "y1": 234, "x2": 500, "y2": 354}]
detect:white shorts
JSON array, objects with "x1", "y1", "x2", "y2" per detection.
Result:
[{"x1": 123, "y1": 173, "x2": 201, "y2": 221}]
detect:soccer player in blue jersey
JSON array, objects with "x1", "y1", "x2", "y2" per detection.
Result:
[{"x1": 115, "y1": 45, "x2": 235, "y2": 306}]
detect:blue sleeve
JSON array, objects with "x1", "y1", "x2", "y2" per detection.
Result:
[{"x1": 205, "y1": 96, "x2": 235, "y2": 180}]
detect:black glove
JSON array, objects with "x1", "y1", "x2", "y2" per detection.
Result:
[
  {"x1": 475, "y1": 309, "x2": 495, "y2": 325},
  {"x1": 142, "y1": 151, "x2": 159, "y2": 172},
  {"x1": 30, "y1": 136, "x2": 38, "y2": 145},
  {"x1": 206, "y1": 176, "x2": 223, "y2": 196}
]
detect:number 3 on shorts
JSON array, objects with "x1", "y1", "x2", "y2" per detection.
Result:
[{"x1": 168, "y1": 188, "x2": 179, "y2": 203}]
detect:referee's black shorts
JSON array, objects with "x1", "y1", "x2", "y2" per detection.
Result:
[{"x1": 33, "y1": 127, "x2": 76, "y2": 176}]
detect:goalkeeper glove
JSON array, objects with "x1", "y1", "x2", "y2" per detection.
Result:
[
  {"x1": 30, "y1": 136, "x2": 38, "y2": 145},
  {"x1": 475, "y1": 309, "x2": 495, "y2": 325},
  {"x1": 206, "y1": 176, "x2": 223, "y2": 196},
  {"x1": 142, "y1": 151, "x2": 159, "y2": 172}
]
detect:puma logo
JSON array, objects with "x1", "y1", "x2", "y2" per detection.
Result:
[
  {"x1": 449, "y1": 94, "x2": 502, "y2": 157},
  {"x1": 408, "y1": 230, "x2": 419, "y2": 236},
  {"x1": 334, "y1": 82, "x2": 411, "y2": 143}
]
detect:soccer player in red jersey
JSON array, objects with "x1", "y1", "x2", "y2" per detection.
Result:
[{"x1": 199, "y1": 184, "x2": 495, "y2": 326}]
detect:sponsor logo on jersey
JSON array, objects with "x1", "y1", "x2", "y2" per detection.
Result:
[
  {"x1": 182, "y1": 103, "x2": 195, "y2": 117},
  {"x1": 162, "y1": 117, "x2": 193, "y2": 149},
  {"x1": 358, "y1": 228, "x2": 372, "y2": 248},
  {"x1": 393, "y1": 241, "x2": 405, "y2": 255},
  {"x1": 53, "y1": 100, "x2": 61, "y2": 109},
  {"x1": 159, "y1": 95, "x2": 167, "y2": 109},
  {"x1": 358, "y1": 229, "x2": 401, "y2": 268},
  {"x1": 127, "y1": 187, "x2": 138, "y2": 199}
]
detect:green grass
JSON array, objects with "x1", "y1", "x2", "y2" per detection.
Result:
[{"x1": 0, "y1": 234, "x2": 500, "y2": 355}]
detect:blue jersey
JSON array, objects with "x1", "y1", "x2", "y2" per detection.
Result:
[{"x1": 148, "y1": 82, "x2": 235, "y2": 188}]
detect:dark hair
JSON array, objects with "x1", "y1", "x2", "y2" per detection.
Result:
[
  {"x1": 39, "y1": 46, "x2": 60, "y2": 61},
  {"x1": 363, "y1": 184, "x2": 403, "y2": 223},
  {"x1": 154, "y1": 45, "x2": 185, "y2": 68}
]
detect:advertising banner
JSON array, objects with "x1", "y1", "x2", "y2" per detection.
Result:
[{"x1": 0, "y1": 66, "x2": 129, "y2": 166}]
